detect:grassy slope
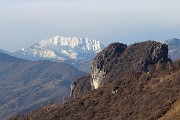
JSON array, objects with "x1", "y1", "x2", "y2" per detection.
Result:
[
  {"x1": 8, "y1": 68, "x2": 180, "y2": 120},
  {"x1": 159, "y1": 99, "x2": 180, "y2": 120}
]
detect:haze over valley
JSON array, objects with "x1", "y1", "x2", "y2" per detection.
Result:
[{"x1": 0, "y1": 0, "x2": 180, "y2": 120}]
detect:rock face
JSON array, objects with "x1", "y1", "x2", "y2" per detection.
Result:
[
  {"x1": 90, "y1": 43, "x2": 127, "y2": 89},
  {"x1": 70, "y1": 75, "x2": 91, "y2": 98},
  {"x1": 90, "y1": 41, "x2": 170, "y2": 89},
  {"x1": 71, "y1": 41, "x2": 171, "y2": 97}
]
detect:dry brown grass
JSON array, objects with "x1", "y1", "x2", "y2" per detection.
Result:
[
  {"x1": 8, "y1": 68, "x2": 180, "y2": 120},
  {"x1": 159, "y1": 99, "x2": 180, "y2": 120},
  {"x1": 8, "y1": 42, "x2": 180, "y2": 120}
]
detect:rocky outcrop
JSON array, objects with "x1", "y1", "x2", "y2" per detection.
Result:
[
  {"x1": 70, "y1": 75, "x2": 91, "y2": 98},
  {"x1": 90, "y1": 41, "x2": 171, "y2": 89},
  {"x1": 71, "y1": 41, "x2": 172, "y2": 95},
  {"x1": 90, "y1": 43, "x2": 127, "y2": 89}
]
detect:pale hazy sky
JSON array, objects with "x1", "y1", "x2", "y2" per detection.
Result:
[{"x1": 0, "y1": 0, "x2": 180, "y2": 51}]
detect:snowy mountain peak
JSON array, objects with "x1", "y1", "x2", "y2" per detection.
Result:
[
  {"x1": 32, "y1": 36, "x2": 103, "y2": 52},
  {"x1": 163, "y1": 38, "x2": 180, "y2": 46},
  {"x1": 163, "y1": 38, "x2": 180, "y2": 61},
  {"x1": 14, "y1": 36, "x2": 105, "y2": 61}
]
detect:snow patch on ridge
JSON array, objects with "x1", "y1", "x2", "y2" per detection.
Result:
[{"x1": 14, "y1": 36, "x2": 105, "y2": 61}]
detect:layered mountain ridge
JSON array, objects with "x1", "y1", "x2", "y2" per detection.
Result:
[
  {"x1": 1, "y1": 37, "x2": 179, "y2": 73},
  {"x1": 12, "y1": 37, "x2": 180, "y2": 62},
  {"x1": 11, "y1": 36, "x2": 105, "y2": 72},
  {"x1": 0, "y1": 52, "x2": 86, "y2": 120}
]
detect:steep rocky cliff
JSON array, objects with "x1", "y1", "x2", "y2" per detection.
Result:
[
  {"x1": 71, "y1": 41, "x2": 171, "y2": 97},
  {"x1": 90, "y1": 41, "x2": 171, "y2": 89},
  {"x1": 90, "y1": 43, "x2": 127, "y2": 89}
]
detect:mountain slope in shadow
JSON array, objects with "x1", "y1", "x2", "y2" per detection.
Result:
[{"x1": 0, "y1": 52, "x2": 86, "y2": 120}]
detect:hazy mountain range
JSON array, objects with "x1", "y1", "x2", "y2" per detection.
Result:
[
  {"x1": 0, "y1": 52, "x2": 86, "y2": 120},
  {"x1": 12, "y1": 36, "x2": 105, "y2": 72},
  {"x1": 163, "y1": 38, "x2": 180, "y2": 61},
  {"x1": 1, "y1": 36, "x2": 180, "y2": 72},
  {"x1": 12, "y1": 37, "x2": 180, "y2": 62},
  {"x1": 14, "y1": 36, "x2": 104, "y2": 61}
]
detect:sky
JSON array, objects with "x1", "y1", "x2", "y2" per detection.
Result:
[{"x1": 0, "y1": 0, "x2": 180, "y2": 51}]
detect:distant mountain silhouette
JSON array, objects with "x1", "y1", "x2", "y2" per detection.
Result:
[{"x1": 0, "y1": 52, "x2": 27, "y2": 62}]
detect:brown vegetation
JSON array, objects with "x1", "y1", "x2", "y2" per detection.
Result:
[
  {"x1": 8, "y1": 41, "x2": 180, "y2": 120},
  {"x1": 0, "y1": 57, "x2": 86, "y2": 120},
  {"x1": 9, "y1": 65, "x2": 180, "y2": 120},
  {"x1": 159, "y1": 99, "x2": 180, "y2": 120}
]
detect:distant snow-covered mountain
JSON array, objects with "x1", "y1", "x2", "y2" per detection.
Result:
[
  {"x1": 163, "y1": 38, "x2": 180, "y2": 61},
  {"x1": 14, "y1": 36, "x2": 105, "y2": 61}
]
